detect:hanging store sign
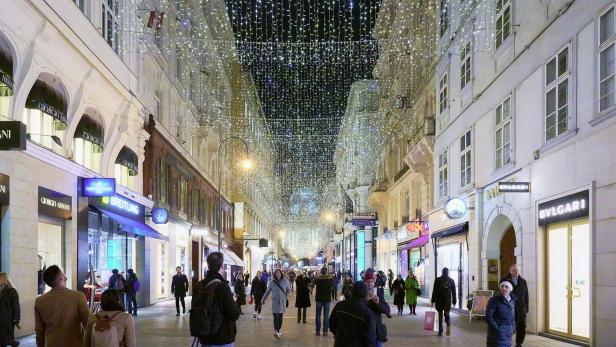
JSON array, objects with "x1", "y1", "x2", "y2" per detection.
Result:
[
  {"x1": 151, "y1": 207, "x2": 169, "y2": 224},
  {"x1": 38, "y1": 186, "x2": 72, "y2": 219},
  {"x1": 259, "y1": 238, "x2": 269, "y2": 248},
  {"x1": 82, "y1": 178, "x2": 116, "y2": 197},
  {"x1": 0, "y1": 173, "x2": 9, "y2": 205},
  {"x1": 498, "y1": 182, "x2": 530, "y2": 193},
  {"x1": 445, "y1": 198, "x2": 467, "y2": 219},
  {"x1": 352, "y1": 212, "x2": 377, "y2": 227},
  {"x1": 0, "y1": 121, "x2": 26, "y2": 150},
  {"x1": 538, "y1": 190, "x2": 589, "y2": 226},
  {"x1": 89, "y1": 194, "x2": 145, "y2": 221}
]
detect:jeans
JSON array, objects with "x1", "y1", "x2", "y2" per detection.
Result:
[
  {"x1": 254, "y1": 302, "x2": 262, "y2": 314},
  {"x1": 297, "y1": 307, "x2": 306, "y2": 322},
  {"x1": 437, "y1": 308, "x2": 450, "y2": 333},
  {"x1": 273, "y1": 313, "x2": 284, "y2": 331},
  {"x1": 176, "y1": 296, "x2": 186, "y2": 314},
  {"x1": 315, "y1": 301, "x2": 330, "y2": 333},
  {"x1": 331, "y1": 287, "x2": 338, "y2": 301},
  {"x1": 126, "y1": 292, "x2": 137, "y2": 315}
]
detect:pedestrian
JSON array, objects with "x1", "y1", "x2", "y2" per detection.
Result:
[
  {"x1": 261, "y1": 270, "x2": 268, "y2": 285},
  {"x1": 313, "y1": 267, "x2": 333, "y2": 336},
  {"x1": 234, "y1": 273, "x2": 246, "y2": 315},
  {"x1": 288, "y1": 271, "x2": 296, "y2": 292},
  {"x1": 34, "y1": 265, "x2": 90, "y2": 347},
  {"x1": 342, "y1": 273, "x2": 353, "y2": 300},
  {"x1": 486, "y1": 281, "x2": 517, "y2": 347},
  {"x1": 404, "y1": 272, "x2": 420, "y2": 315},
  {"x1": 108, "y1": 269, "x2": 119, "y2": 290},
  {"x1": 331, "y1": 271, "x2": 340, "y2": 301},
  {"x1": 431, "y1": 267, "x2": 456, "y2": 337},
  {"x1": 171, "y1": 266, "x2": 189, "y2": 316},
  {"x1": 391, "y1": 274, "x2": 405, "y2": 315},
  {"x1": 329, "y1": 281, "x2": 377, "y2": 347},
  {"x1": 262, "y1": 269, "x2": 291, "y2": 338},
  {"x1": 191, "y1": 252, "x2": 240, "y2": 346},
  {"x1": 85, "y1": 289, "x2": 136, "y2": 347},
  {"x1": 387, "y1": 269, "x2": 394, "y2": 295},
  {"x1": 125, "y1": 269, "x2": 139, "y2": 316},
  {"x1": 244, "y1": 273, "x2": 250, "y2": 287},
  {"x1": 114, "y1": 271, "x2": 127, "y2": 310},
  {"x1": 501, "y1": 264, "x2": 528, "y2": 347},
  {"x1": 250, "y1": 271, "x2": 266, "y2": 319},
  {"x1": 294, "y1": 272, "x2": 311, "y2": 324},
  {"x1": 376, "y1": 271, "x2": 387, "y2": 303},
  {"x1": 364, "y1": 269, "x2": 390, "y2": 347},
  {"x1": 0, "y1": 273, "x2": 20, "y2": 347}
]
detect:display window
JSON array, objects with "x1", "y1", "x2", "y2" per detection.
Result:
[
  {"x1": 73, "y1": 114, "x2": 103, "y2": 173},
  {"x1": 176, "y1": 246, "x2": 186, "y2": 273},
  {"x1": 37, "y1": 220, "x2": 64, "y2": 294},
  {"x1": 23, "y1": 79, "x2": 68, "y2": 155},
  {"x1": 157, "y1": 242, "x2": 169, "y2": 298},
  {"x1": 436, "y1": 240, "x2": 468, "y2": 310},
  {"x1": 0, "y1": 41, "x2": 14, "y2": 120},
  {"x1": 115, "y1": 147, "x2": 138, "y2": 191}
]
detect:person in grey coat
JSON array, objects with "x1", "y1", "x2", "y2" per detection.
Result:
[{"x1": 262, "y1": 269, "x2": 291, "y2": 338}]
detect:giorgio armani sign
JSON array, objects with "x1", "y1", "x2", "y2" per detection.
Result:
[
  {"x1": 538, "y1": 190, "x2": 589, "y2": 226},
  {"x1": 0, "y1": 121, "x2": 26, "y2": 150},
  {"x1": 0, "y1": 173, "x2": 8, "y2": 205}
]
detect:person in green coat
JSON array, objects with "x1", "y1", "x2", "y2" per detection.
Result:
[{"x1": 404, "y1": 272, "x2": 420, "y2": 315}]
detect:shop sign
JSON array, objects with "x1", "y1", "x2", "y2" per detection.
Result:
[
  {"x1": 538, "y1": 190, "x2": 589, "y2": 226},
  {"x1": 151, "y1": 207, "x2": 169, "y2": 224},
  {"x1": 259, "y1": 238, "x2": 268, "y2": 248},
  {"x1": 498, "y1": 182, "x2": 530, "y2": 193},
  {"x1": 445, "y1": 198, "x2": 467, "y2": 219},
  {"x1": 352, "y1": 212, "x2": 377, "y2": 227},
  {"x1": 89, "y1": 194, "x2": 145, "y2": 221},
  {"x1": 0, "y1": 121, "x2": 26, "y2": 150},
  {"x1": 0, "y1": 173, "x2": 9, "y2": 205},
  {"x1": 82, "y1": 178, "x2": 116, "y2": 197},
  {"x1": 0, "y1": 71, "x2": 13, "y2": 90},
  {"x1": 38, "y1": 186, "x2": 72, "y2": 219},
  {"x1": 34, "y1": 100, "x2": 67, "y2": 124}
]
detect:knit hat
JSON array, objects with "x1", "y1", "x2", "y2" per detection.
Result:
[
  {"x1": 364, "y1": 268, "x2": 376, "y2": 281},
  {"x1": 500, "y1": 281, "x2": 513, "y2": 291}
]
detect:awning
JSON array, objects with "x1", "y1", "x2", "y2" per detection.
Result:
[
  {"x1": 431, "y1": 222, "x2": 468, "y2": 239},
  {"x1": 223, "y1": 249, "x2": 244, "y2": 267},
  {"x1": 398, "y1": 234, "x2": 429, "y2": 251},
  {"x1": 95, "y1": 208, "x2": 169, "y2": 241}
]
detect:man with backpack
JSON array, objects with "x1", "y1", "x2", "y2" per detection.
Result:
[
  {"x1": 125, "y1": 269, "x2": 140, "y2": 316},
  {"x1": 190, "y1": 252, "x2": 240, "y2": 347},
  {"x1": 431, "y1": 267, "x2": 457, "y2": 337}
]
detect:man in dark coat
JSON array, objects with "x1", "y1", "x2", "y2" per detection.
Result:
[
  {"x1": 171, "y1": 266, "x2": 189, "y2": 316},
  {"x1": 295, "y1": 273, "x2": 311, "y2": 323},
  {"x1": 313, "y1": 267, "x2": 334, "y2": 336},
  {"x1": 329, "y1": 281, "x2": 376, "y2": 347},
  {"x1": 192, "y1": 252, "x2": 240, "y2": 346},
  {"x1": 486, "y1": 281, "x2": 517, "y2": 347},
  {"x1": 125, "y1": 269, "x2": 138, "y2": 316},
  {"x1": 431, "y1": 267, "x2": 457, "y2": 337},
  {"x1": 501, "y1": 264, "x2": 529, "y2": 347}
]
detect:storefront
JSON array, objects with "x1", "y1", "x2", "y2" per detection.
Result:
[
  {"x1": 431, "y1": 222, "x2": 469, "y2": 311},
  {"x1": 539, "y1": 189, "x2": 590, "y2": 342}
]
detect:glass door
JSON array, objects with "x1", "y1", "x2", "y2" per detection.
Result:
[{"x1": 547, "y1": 220, "x2": 590, "y2": 341}]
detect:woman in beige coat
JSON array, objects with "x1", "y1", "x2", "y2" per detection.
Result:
[{"x1": 84, "y1": 289, "x2": 136, "y2": 347}]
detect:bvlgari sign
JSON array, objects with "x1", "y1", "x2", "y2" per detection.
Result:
[
  {"x1": 538, "y1": 190, "x2": 589, "y2": 226},
  {"x1": 0, "y1": 121, "x2": 27, "y2": 150}
]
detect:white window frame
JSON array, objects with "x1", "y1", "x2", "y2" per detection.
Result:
[
  {"x1": 544, "y1": 45, "x2": 570, "y2": 142},
  {"x1": 102, "y1": 0, "x2": 119, "y2": 53},
  {"x1": 495, "y1": 0, "x2": 512, "y2": 50},
  {"x1": 154, "y1": 90, "x2": 161, "y2": 120},
  {"x1": 599, "y1": 5, "x2": 616, "y2": 113},
  {"x1": 460, "y1": 41, "x2": 472, "y2": 90},
  {"x1": 439, "y1": 73, "x2": 448, "y2": 113},
  {"x1": 440, "y1": 0, "x2": 449, "y2": 38},
  {"x1": 495, "y1": 96, "x2": 512, "y2": 170},
  {"x1": 460, "y1": 129, "x2": 472, "y2": 188},
  {"x1": 438, "y1": 149, "x2": 448, "y2": 199}
]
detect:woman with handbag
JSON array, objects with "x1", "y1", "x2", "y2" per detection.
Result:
[
  {"x1": 392, "y1": 274, "x2": 406, "y2": 315},
  {"x1": 262, "y1": 269, "x2": 291, "y2": 338},
  {"x1": 405, "y1": 272, "x2": 420, "y2": 315}
]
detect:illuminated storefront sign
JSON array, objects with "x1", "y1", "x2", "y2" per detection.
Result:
[
  {"x1": 356, "y1": 230, "x2": 365, "y2": 281},
  {"x1": 89, "y1": 194, "x2": 145, "y2": 221},
  {"x1": 445, "y1": 198, "x2": 467, "y2": 219},
  {"x1": 151, "y1": 207, "x2": 169, "y2": 224},
  {"x1": 0, "y1": 121, "x2": 26, "y2": 150},
  {"x1": 498, "y1": 182, "x2": 530, "y2": 193},
  {"x1": 82, "y1": 178, "x2": 116, "y2": 197},
  {"x1": 538, "y1": 190, "x2": 589, "y2": 226}
]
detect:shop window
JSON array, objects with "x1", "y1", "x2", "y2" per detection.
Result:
[
  {"x1": 23, "y1": 79, "x2": 68, "y2": 155},
  {"x1": 102, "y1": 0, "x2": 119, "y2": 52},
  {"x1": 460, "y1": 130, "x2": 472, "y2": 187},
  {"x1": 158, "y1": 242, "x2": 168, "y2": 299},
  {"x1": 115, "y1": 146, "x2": 138, "y2": 190},
  {"x1": 73, "y1": 114, "x2": 104, "y2": 173},
  {"x1": 0, "y1": 45, "x2": 13, "y2": 120},
  {"x1": 495, "y1": 0, "x2": 512, "y2": 49},
  {"x1": 600, "y1": 5, "x2": 616, "y2": 111},
  {"x1": 545, "y1": 46, "x2": 570, "y2": 141},
  {"x1": 495, "y1": 96, "x2": 512, "y2": 169},
  {"x1": 37, "y1": 221, "x2": 63, "y2": 294}
]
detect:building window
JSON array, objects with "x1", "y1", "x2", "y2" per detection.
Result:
[
  {"x1": 495, "y1": 0, "x2": 511, "y2": 49},
  {"x1": 102, "y1": 0, "x2": 119, "y2": 52},
  {"x1": 179, "y1": 176, "x2": 187, "y2": 214},
  {"x1": 154, "y1": 90, "x2": 161, "y2": 120},
  {"x1": 155, "y1": 27, "x2": 164, "y2": 51},
  {"x1": 73, "y1": 0, "x2": 85, "y2": 13},
  {"x1": 460, "y1": 42, "x2": 472, "y2": 89},
  {"x1": 440, "y1": 0, "x2": 449, "y2": 37},
  {"x1": 23, "y1": 80, "x2": 67, "y2": 155},
  {"x1": 495, "y1": 96, "x2": 511, "y2": 169},
  {"x1": 599, "y1": 6, "x2": 616, "y2": 111},
  {"x1": 73, "y1": 115, "x2": 104, "y2": 173},
  {"x1": 438, "y1": 149, "x2": 448, "y2": 199},
  {"x1": 159, "y1": 160, "x2": 168, "y2": 203},
  {"x1": 545, "y1": 46, "x2": 569, "y2": 141},
  {"x1": 439, "y1": 73, "x2": 448, "y2": 113},
  {"x1": 460, "y1": 130, "x2": 472, "y2": 187},
  {"x1": 175, "y1": 45, "x2": 182, "y2": 79},
  {"x1": 114, "y1": 147, "x2": 138, "y2": 190}
]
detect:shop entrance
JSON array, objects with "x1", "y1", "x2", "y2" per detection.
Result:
[
  {"x1": 485, "y1": 214, "x2": 517, "y2": 291},
  {"x1": 546, "y1": 219, "x2": 590, "y2": 341},
  {"x1": 499, "y1": 226, "x2": 516, "y2": 280}
]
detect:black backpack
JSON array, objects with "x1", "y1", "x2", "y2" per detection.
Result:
[{"x1": 190, "y1": 279, "x2": 224, "y2": 340}]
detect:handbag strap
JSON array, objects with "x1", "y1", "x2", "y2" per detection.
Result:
[{"x1": 273, "y1": 280, "x2": 287, "y2": 297}]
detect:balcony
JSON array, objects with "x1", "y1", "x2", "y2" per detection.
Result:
[
  {"x1": 369, "y1": 180, "x2": 389, "y2": 195},
  {"x1": 393, "y1": 164, "x2": 410, "y2": 182},
  {"x1": 403, "y1": 117, "x2": 435, "y2": 176}
]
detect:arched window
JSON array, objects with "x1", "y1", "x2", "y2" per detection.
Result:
[
  {"x1": 73, "y1": 114, "x2": 103, "y2": 172},
  {"x1": 23, "y1": 76, "x2": 68, "y2": 154},
  {"x1": 0, "y1": 38, "x2": 14, "y2": 119},
  {"x1": 115, "y1": 146, "x2": 138, "y2": 190}
]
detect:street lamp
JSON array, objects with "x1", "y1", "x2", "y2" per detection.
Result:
[{"x1": 216, "y1": 136, "x2": 253, "y2": 251}]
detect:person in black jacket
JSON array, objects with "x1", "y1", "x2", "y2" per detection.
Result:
[
  {"x1": 364, "y1": 269, "x2": 391, "y2": 346},
  {"x1": 431, "y1": 267, "x2": 456, "y2": 337},
  {"x1": 234, "y1": 273, "x2": 246, "y2": 315},
  {"x1": 171, "y1": 266, "x2": 189, "y2": 316},
  {"x1": 391, "y1": 274, "x2": 406, "y2": 315},
  {"x1": 313, "y1": 267, "x2": 333, "y2": 336},
  {"x1": 250, "y1": 271, "x2": 266, "y2": 319},
  {"x1": 329, "y1": 281, "x2": 376, "y2": 347},
  {"x1": 192, "y1": 252, "x2": 240, "y2": 346},
  {"x1": 125, "y1": 269, "x2": 138, "y2": 316},
  {"x1": 501, "y1": 264, "x2": 529, "y2": 347},
  {"x1": 295, "y1": 272, "x2": 311, "y2": 323},
  {"x1": 0, "y1": 273, "x2": 19, "y2": 347}
]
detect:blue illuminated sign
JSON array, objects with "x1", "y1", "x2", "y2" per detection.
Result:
[
  {"x1": 356, "y1": 230, "x2": 365, "y2": 281},
  {"x1": 151, "y1": 207, "x2": 169, "y2": 224},
  {"x1": 82, "y1": 178, "x2": 116, "y2": 197}
]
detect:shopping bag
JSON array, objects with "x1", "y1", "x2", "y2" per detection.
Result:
[
  {"x1": 248, "y1": 296, "x2": 253, "y2": 305},
  {"x1": 424, "y1": 310, "x2": 436, "y2": 331}
]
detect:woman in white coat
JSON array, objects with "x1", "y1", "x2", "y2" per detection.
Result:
[{"x1": 262, "y1": 269, "x2": 291, "y2": 338}]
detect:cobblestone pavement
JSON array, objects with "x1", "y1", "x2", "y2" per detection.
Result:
[{"x1": 19, "y1": 290, "x2": 576, "y2": 346}]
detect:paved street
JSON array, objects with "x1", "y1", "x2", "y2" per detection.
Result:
[{"x1": 18, "y1": 290, "x2": 576, "y2": 346}]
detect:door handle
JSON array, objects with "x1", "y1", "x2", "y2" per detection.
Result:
[{"x1": 572, "y1": 287, "x2": 581, "y2": 298}]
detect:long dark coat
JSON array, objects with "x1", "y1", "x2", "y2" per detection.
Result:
[
  {"x1": 235, "y1": 279, "x2": 246, "y2": 305},
  {"x1": 391, "y1": 279, "x2": 405, "y2": 306},
  {"x1": 295, "y1": 276, "x2": 311, "y2": 308},
  {"x1": 171, "y1": 274, "x2": 189, "y2": 297},
  {"x1": 501, "y1": 275, "x2": 529, "y2": 321},
  {"x1": 486, "y1": 293, "x2": 517, "y2": 347},
  {"x1": 0, "y1": 287, "x2": 20, "y2": 345},
  {"x1": 431, "y1": 275, "x2": 457, "y2": 310},
  {"x1": 250, "y1": 276, "x2": 266, "y2": 303}
]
